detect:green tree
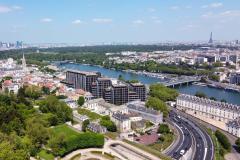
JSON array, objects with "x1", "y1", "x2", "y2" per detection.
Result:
[
  {"x1": 118, "y1": 74, "x2": 125, "y2": 81},
  {"x1": 25, "y1": 118, "x2": 50, "y2": 148},
  {"x1": 48, "y1": 133, "x2": 67, "y2": 155},
  {"x1": 158, "y1": 124, "x2": 170, "y2": 134},
  {"x1": 215, "y1": 130, "x2": 231, "y2": 152},
  {"x1": 42, "y1": 86, "x2": 50, "y2": 95},
  {"x1": 39, "y1": 95, "x2": 73, "y2": 123},
  {"x1": 210, "y1": 97, "x2": 217, "y2": 101},
  {"x1": 82, "y1": 119, "x2": 90, "y2": 132},
  {"x1": 221, "y1": 99, "x2": 227, "y2": 103},
  {"x1": 146, "y1": 97, "x2": 168, "y2": 117},
  {"x1": 149, "y1": 84, "x2": 178, "y2": 102},
  {"x1": 100, "y1": 116, "x2": 117, "y2": 132},
  {"x1": 235, "y1": 138, "x2": 240, "y2": 151},
  {"x1": 77, "y1": 96, "x2": 85, "y2": 106},
  {"x1": 24, "y1": 85, "x2": 42, "y2": 99},
  {"x1": 195, "y1": 91, "x2": 207, "y2": 98}
]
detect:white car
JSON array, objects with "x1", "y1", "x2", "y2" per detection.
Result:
[{"x1": 180, "y1": 149, "x2": 185, "y2": 155}]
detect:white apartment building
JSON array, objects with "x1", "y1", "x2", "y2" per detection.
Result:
[
  {"x1": 177, "y1": 94, "x2": 240, "y2": 137},
  {"x1": 177, "y1": 94, "x2": 240, "y2": 123},
  {"x1": 111, "y1": 112, "x2": 131, "y2": 133},
  {"x1": 226, "y1": 118, "x2": 240, "y2": 137}
]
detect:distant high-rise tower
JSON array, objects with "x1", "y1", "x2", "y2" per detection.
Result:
[
  {"x1": 208, "y1": 32, "x2": 213, "y2": 44},
  {"x1": 22, "y1": 53, "x2": 27, "y2": 71}
]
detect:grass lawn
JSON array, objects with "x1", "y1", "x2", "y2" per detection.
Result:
[
  {"x1": 70, "y1": 153, "x2": 81, "y2": 160},
  {"x1": 78, "y1": 108, "x2": 102, "y2": 120},
  {"x1": 38, "y1": 149, "x2": 55, "y2": 160},
  {"x1": 149, "y1": 133, "x2": 174, "y2": 151},
  {"x1": 51, "y1": 124, "x2": 79, "y2": 138},
  {"x1": 104, "y1": 132, "x2": 120, "y2": 140},
  {"x1": 90, "y1": 151, "x2": 117, "y2": 160},
  {"x1": 123, "y1": 139, "x2": 172, "y2": 160}
]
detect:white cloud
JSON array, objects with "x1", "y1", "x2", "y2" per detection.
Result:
[
  {"x1": 132, "y1": 20, "x2": 144, "y2": 24},
  {"x1": 0, "y1": 5, "x2": 12, "y2": 13},
  {"x1": 202, "y1": 2, "x2": 223, "y2": 9},
  {"x1": 170, "y1": 6, "x2": 180, "y2": 10},
  {"x1": 72, "y1": 19, "x2": 82, "y2": 24},
  {"x1": 41, "y1": 18, "x2": 52, "y2": 23},
  {"x1": 92, "y1": 18, "x2": 112, "y2": 23},
  {"x1": 148, "y1": 8, "x2": 156, "y2": 12},
  {"x1": 151, "y1": 17, "x2": 162, "y2": 23},
  {"x1": 0, "y1": 5, "x2": 23, "y2": 13},
  {"x1": 12, "y1": 5, "x2": 23, "y2": 10},
  {"x1": 220, "y1": 10, "x2": 240, "y2": 17}
]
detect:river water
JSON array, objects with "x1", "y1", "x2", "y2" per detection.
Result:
[{"x1": 59, "y1": 63, "x2": 240, "y2": 105}]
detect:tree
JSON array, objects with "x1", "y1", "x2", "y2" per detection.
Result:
[
  {"x1": 82, "y1": 119, "x2": 90, "y2": 132},
  {"x1": 149, "y1": 84, "x2": 178, "y2": 102},
  {"x1": 118, "y1": 74, "x2": 125, "y2": 81},
  {"x1": 100, "y1": 116, "x2": 117, "y2": 132},
  {"x1": 48, "y1": 133, "x2": 66, "y2": 155},
  {"x1": 235, "y1": 138, "x2": 240, "y2": 151},
  {"x1": 42, "y1": 86, "x2": 50, "y2": 95},
  {"x1": 195, "y1": 91, "x2": 207, "y2": 98},
  {"x1": 24, "y1": 85, "x2": 42, "y2": 99},
  {"x1": 77, "y1": 96, "x2": 85, "y2": 106},
  {"x1": 25, "y1": 118, "x2": 50, "y2": 148},
  {"x1": 215, "y1": 130, "x2": 231, "y2": 152},
  {"x1": 39, "y1": 95, "x2": 73, "y2": 123},
  {"x1": 221, "y1": 99, "x2": 227, "y2": 103},
  {"x1": 210, "y1": 97, "x2": 217, "y2": 101},
  {"x1": 209, "y1": 74, "x2": 220, "y2": 82},
  {"x1": 146, "y1": 97, "x2": 168, "y2": 117},
  {"x1": 158, "y1": 124, "x2": 170, "y2": 134}
]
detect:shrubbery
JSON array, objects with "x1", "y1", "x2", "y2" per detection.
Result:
[{"x1": 215, "y1": 130, "x2": 231, "y2": 152}]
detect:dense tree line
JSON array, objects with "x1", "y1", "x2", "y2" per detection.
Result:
[{"x1": 146, "y1": 84, "x2": 178, "y2": 117}]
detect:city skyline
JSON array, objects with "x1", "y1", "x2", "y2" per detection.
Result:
[{"x1": 0, "y1": 0, "x2": 240, "y2": 43}]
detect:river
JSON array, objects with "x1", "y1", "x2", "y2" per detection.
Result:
[{"x1": 59, "y1": 63, "x2": 240, "y2": 105}]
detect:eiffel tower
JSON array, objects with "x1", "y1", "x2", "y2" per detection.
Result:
[{"x1": 208, "y1": 32, "x2": 213, "y2": 44}]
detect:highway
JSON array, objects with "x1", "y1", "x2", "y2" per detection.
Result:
[{"x1": 167, "y1": 110, "x2": 214, "y2": 160}]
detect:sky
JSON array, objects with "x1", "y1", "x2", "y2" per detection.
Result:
[{"x1": 0, "y1": 0, "x2": 240, "y2": 43}]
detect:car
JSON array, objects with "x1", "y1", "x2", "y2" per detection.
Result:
[{"x1": 180, "y1": 149, "x2": 185, "y2": 155}]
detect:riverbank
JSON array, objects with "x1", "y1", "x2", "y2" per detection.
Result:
[{"x1": 57, "y1": 62, "x2": 240, "y2": 105}]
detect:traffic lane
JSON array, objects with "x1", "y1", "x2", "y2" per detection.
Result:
[
  {"x1": 170, "y1": 115, "x2": 193, "y2": 159},
  {"x1": 174, "y1": 109, "x2": 214, "y2": 160},
  {"x1": 166, "y1": 113, "x2": 185, "y2": 156}
]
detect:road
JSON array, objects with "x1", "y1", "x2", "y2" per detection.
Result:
[
  {"x1": 166, "y1": 110, "x2": 214, "y2": 160},
  {"x1": 180, "y1": 110, "x2": 240, "y2": 160},
  {"x1": 174, "y1": 109, "x2": 214, "y2": 160}
]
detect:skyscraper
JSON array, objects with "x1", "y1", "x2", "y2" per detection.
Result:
[
  {"x1": 22, "y1": 53, "x2": 27, "y2": 71},
  {"x1": 208, "y1": 32, "x2": 213, "y2": 44}
]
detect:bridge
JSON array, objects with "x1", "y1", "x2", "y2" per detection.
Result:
[{"x1": 159, "y1": 76, "x2": 201, "y2": 87}]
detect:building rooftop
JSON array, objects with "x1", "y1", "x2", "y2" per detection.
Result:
[
  {"x1": 127, "y1": 101, "x2": 161, "y2": 115},
  {"x1": 112, "y1": 112, "x2": 129, "y2": 121},
  {"x1": 67, "y1": 69, "x2": 98, "y2": 76},
  {"x1": 226, "y1": 117, "x2": 240, "y2": 128},
  {"x1": 178, "y1": 94, "x2": 240, "y2": 112}
]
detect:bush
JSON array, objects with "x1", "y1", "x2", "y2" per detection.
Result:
[
  {"x1": 77, "y1": 96, "x2": 85, "y2": 106},
  {"x1": 100, "y1": 116, "x2": 117, "y2": 132},
  {"x1": 57, "y1": 132, "x2": 104, "y2": 156},
  {"x1": 215, "y1": 130, "x2": 231, "y2": 152},
  {"x1": 158, "y1": 124, "x2": 170, "y2": 134}
]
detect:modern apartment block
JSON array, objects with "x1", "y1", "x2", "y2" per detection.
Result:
[
  {"x1": 91, "y1": 77, "x2": 111, "y2": 98},
  {"x1": 65, "y1": 70, "x2": 146, "y2": 105},
  {"x1": 111, "y1": 81, "x2": 129, "y2": 105},
  {"x1": 127, "y1": 101, "x2": 163, "y2": 124},
  {"x1": 230, "y1": 73, "x2": 240, "y2": 84},
  {"x1": 66, "y1": 70, "x2": 99, "y2": 91},
  {"x1": 128, "y1": 83, "x2": 146, "y2": 101}
]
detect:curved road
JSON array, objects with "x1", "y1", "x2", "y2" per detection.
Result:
[{"x1": 166, "y1": 110, "x2": 214, "y2": 160}]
